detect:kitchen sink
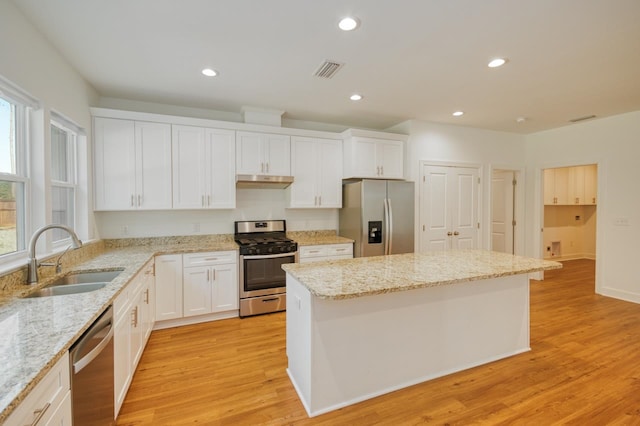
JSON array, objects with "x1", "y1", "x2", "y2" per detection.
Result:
[
  {"x1": 25, "y1": 282, "x2": 108, "y2": 298},
  {"x1": 23, "y1": 269, "x2": 124, "y2": 298},
  {"x1": 47, "y1": 269, "x2": 124, "y2": 286}
]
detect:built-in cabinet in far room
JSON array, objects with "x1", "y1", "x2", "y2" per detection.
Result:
[
  {"x1": 544, "y1": 164, "x2": 597, "y2": 205},
  {"x1": 172, "y1": 125, "x2": 236, "y2": 209},
  {"x1": 543, "y1": 164, "x2": 597, "y2": 260},
  {"x1": 288, "y1": 136, "x2": 342, "y2": 208},
  {"x1": 94, "y1": 118, "x2": 173, "y2": 211},
  {"x1": 236, "y1": 131, "x2": 291, "y2": 176}
]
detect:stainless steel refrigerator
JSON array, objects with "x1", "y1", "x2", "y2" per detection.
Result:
[{"x1": 339, "y1": 180, "x2": 415, "y2": 257}]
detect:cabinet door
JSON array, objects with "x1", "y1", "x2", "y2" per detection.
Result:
[
  {"x1": 378, "y1": 140, "x2": 404, "y2": 179},
  {"x1": 543, "y1": 169, "x2": 556, "y2": 205},
  {"x1": 584, "y1": 164, "x2": 597, "y2": 204},
  {"x1": 264, "y1": 134, "x2": 291, "y2": 175},
  {"x1": 135, "y1": 122, "x2": 173, "y2": 209},
  {"x1": 155, "y1": 254, "x2": 183, "y2": 321},
  {"x1": 211, "y1": 263, "x2": 238, "y2": 313},
  {"x1": 553, "y1": 168, "x2": 569, "y2": 205},
  {"x1": 236, "y1": 131, "x2": 265, "y2": 174},
  {"x1": 114, "y1": 310, "x2": 131, "y2": 415},
  {"x1": 569, "y1": 166, "x2": 585, "y2": 205},
  {"x1": 289, "y1": 137, "x2": 318, "y2": 207},
  {"x1": 94, "y1": 118, "x2": 136, "y2": 210},
  {"x1": 172, "y1": 125, "x2": 207, "y2": 209},
  {"x1": 348, "y1": 137, "x2": 378, "y2": 178},
  {"x1": 130, "y1": 289, "x2": 144, "y2": 370},
  {"x1": 183, "y1": 266, "x2": 212, "y2": 317},
  {"x1": 317, "y1": 140, "x2": 342, "y2": 207},
  {"x1": 206, "y1": 128, "x2": 236, "y2": 208},
  {"x1": 140, "y1": 268, "x2": 155, "y2": 342}
]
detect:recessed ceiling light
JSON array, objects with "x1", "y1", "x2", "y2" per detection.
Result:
[
  {"x1": 488, "y1": 58, "x2": 507, "y2": 68},
  {"x1": 516, "y1": 117, "x2": 526, "y2": 123},
  {"x1": 350, "y1": 94, "x2": 363, "y2": 101},
  {"x1": 202, "y1": 68, "x2": 218, "y2": 77},
  {"x1": 338, "y1": 17, "x2": 360, "y2": 31},
  {"x1": 452, "y1": 111, "x2": 464, "y2": 117}
]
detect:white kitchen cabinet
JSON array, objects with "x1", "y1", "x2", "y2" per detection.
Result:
[
  {"x1": 183, "y1": 251, "x2": 238, "y2": 317},
  {"x1": 288, "y1": 136, "x2": 342, "y2": 208},
  {"x1": 5, "y1": 352, "x2": 71, "y2": 426},
  {"x1": 94, "y1": 118, "x2": 172, "y2": 211},
  {"x1": 155, "y1": 254, "x2": 183, "y2": 321},
  {"x1": 236, "y1": 131, "x2": 291, "y2": 176},
  {"x1": 584, "y1": 164, "x2": 597, "y2": 205},
  {"x1": 343, "y1": 136, "x2": 404, "y2": 179},
  {"x1": 543, "y1": 168, "x2": 570, "y2": 205},
  {"x1": 298, "y1": 243, "x2": 353, "y2": 263},
  {"x1": 172, "y1": 125, "x2": 235, "y2": 209},
  {"x1": 114, "y1": 260, "x2": 155, "y2": 416}
]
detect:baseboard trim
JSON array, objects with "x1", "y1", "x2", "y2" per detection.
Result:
[{"x1": 153, "y1": 310, "x2": 239, "y2": 330}]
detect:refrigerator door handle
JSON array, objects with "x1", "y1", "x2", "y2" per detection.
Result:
[
  {"x1": 383, "y1": 198, "x2": 390, "y2": 255},
  {"x1": 388, "y1": 197, "x2": 393, "y2": 254}
]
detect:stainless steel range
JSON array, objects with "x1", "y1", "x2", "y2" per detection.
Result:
[{"x1": 235, "y1": 220, "x2": 297, "y2": 317}]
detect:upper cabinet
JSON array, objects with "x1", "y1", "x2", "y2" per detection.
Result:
[
  {"x1": 288, "y1": 136, "x2": 342, "y2": 208},
  {"x1": 236, "y1": 131, "x2": 291, "y2": 176},
  {"x1": 342, "y1": 132, "x2": 405, "y2": 179},
  {"x1": 172, "y1": 125, "x2": 236, "y2": 209},
  {"x1": 94, "y1": 118, "x2": 172, "y2": 211},
  {"x1": 544, "y1": 165, "x2": 597, "y2": 205}
]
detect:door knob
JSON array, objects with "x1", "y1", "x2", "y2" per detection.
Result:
[
  {"x1": 453, "y1": 231, "x2": 460, "y2": 236},
  {"x1": 447, "y1": 231, "x2": 453, "y2": 236}
]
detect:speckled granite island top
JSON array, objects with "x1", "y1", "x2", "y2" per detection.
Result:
[
  {"x1": 286, "y1": 230, "x2": 353, "y2": 246},
  {"x1": 0, "y1": 234, "x2": 238, "y2": 424},
  {"x1": 282, "y1": 250, "x2": 562, "y2": 300}
]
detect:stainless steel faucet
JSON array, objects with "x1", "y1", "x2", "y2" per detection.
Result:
[{"x1": 27, "y1": 224, "x2": 83, "y2": 284}]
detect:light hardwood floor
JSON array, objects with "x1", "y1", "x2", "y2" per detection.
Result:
[{"x1": 117, "y1": 259, "x2": 640, "y2": 425}]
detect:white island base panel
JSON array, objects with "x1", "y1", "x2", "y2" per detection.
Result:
[{"x1": 286, "y1": 273, "x2": 530, "y2": 417}]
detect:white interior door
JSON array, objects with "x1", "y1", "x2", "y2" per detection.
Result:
[
  {"x1": 491, "y1": 170, "x2": 515, "y2": 253},
  {"x1": 420, "y1": 164, "x2": 479, "y2": 251}
]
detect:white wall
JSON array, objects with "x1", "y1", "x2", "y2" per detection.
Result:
[
  {"x1": 524, "y1": 110, "x2": 640, "y2": 302},
  {"x1": 96, "y1": 188, "x2": 338, "y2": 238},
  {"x1": 0, "y1": 1, "x2": 99, "y2": 247},
  {"x1": 393, "y1": 120, "x2": 526, "y2": 251}
]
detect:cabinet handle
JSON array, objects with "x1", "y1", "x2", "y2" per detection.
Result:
[
  {"x1": 318, "y1": 195, "x2": 322, "y2": 206},
  {"x1": 212, "y1": 269, "x2": 216, "y2": 281},
  {"x1": 447, "y1": 231, "x2": 453, "y2": 236},
  {"x1": 575, "y1": 197, "x2": 579, "y2": 204},
  {"x1": 261, "y1": 162, "x2": 264, "y2": 173},
  {"x1": 593, "y1": 197, "x2": 596, "y2": 204},
  {"x1": 266, "y1": 162, "x2": 269, "y2": 173},
  {"x1": 29, "y1": 402, "x2": 51, "y2": 426},
  {"x1": 202, "y1": 195, "x2": 205, "y2": 207},
  {"x1": 138, "y1": 194, "x2": 142, "y2": 206},
  {"x1": 380, "y1": 166, "x2": 384, "y2": 175},
  {"x1": 131, "y1": 195, "x2": 134, "y2": 207},
  {"x1": 453, "y1": 231, "x2": 460, "y2": 236},
  {"x1": 207, "y1": 269, "x2": 210, "y2": 282},
  {"x1": 207, "y1": 195, "x2": 210, "y2": 206},
  {"x1": 144, "y1": 288, "x2": 149, "y2": 304},
  {"x1": 131, "y1": 306, "x2": 138, "y2": 327}
]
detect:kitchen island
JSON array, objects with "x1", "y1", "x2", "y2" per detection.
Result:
[{"x1": 282, "y1": 250, "x2": 561, "y2": 417}]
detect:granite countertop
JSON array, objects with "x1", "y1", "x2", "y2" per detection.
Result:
[
  {"x1": 287, "y1": 230, "x2": 354, "y2": 246},
  {"x1": 0, "y1": 235, "x2": 238, "y2": 424},
  {"x1": 282, "y1": 249, "x2": 562, "y2": 300}
]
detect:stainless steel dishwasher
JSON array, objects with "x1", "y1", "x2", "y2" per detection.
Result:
[{"x1": 69, "y1": 305, "x2": 115, "y2": 425}]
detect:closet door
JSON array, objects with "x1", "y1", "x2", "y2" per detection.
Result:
[{"x1": 420, "y1": 164, "x2": 479, "y2": 252}]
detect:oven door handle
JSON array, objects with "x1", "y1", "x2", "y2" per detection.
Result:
[{"x1": 242, "y1": 252, "x2": 296, "y2": 260}]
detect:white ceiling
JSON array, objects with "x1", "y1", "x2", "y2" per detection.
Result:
[{"x1": 11, "y1": 0, "x2": 640, "y2": 134}]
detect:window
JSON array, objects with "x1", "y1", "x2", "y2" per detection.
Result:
[
  {"x1": 0, "y1": 96, "x2": 27, "y2": 257},
  {"x1": 50, "y1": 121, "x2": 77, "y2": 243}
]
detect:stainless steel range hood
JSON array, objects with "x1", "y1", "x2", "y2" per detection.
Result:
[{"x1": 236, "y1": 174, "x2": 294, "y2": 189}]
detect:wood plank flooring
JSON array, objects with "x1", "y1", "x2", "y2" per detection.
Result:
[{"x1": 117, "y1": 260, "x2": 640, "y2": 425}]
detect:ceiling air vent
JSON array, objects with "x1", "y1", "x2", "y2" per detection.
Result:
[
  {"x1": 569, "y1": 115, "x2": 596, "y2": 123},
  {"x1": 313, "y1": 60, "x2": 344, "y2": 79}
]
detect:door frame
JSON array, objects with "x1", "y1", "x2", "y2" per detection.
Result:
[
  {"x1": 534, "y1": 160, "x2": 602, "y2": 290},
  {"x1": 489, "y1": 165, "x2": 525, "y2": 256},
  {"x1": 418, "y1": 161, "x2": 483, "y2": 252}
]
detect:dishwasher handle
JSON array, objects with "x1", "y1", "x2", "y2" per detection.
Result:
[{"x1": 72, "y1": 307, "x2": 114, "y2": 374}]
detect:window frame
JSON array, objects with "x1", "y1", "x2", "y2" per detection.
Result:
[
  {"x1": 0, "y1": 92, "x2": 30, "y2": 262},
  {"x1": 49, "y1": 118, "x2": 78, "y2": 247}
]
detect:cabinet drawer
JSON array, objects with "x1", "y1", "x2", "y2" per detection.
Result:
[
  {"x1": 298, "y1": 246, "x2": 328, "y2": 259},
  {"x1": 6, "y1": 352, "x2": 70, "y2": 426},
  {"x1": 326, "y1": 244, "x2": 353, "y2": 257},
  {"x1": 183, "y1": 251, "x2": 237, "y2": 267}
]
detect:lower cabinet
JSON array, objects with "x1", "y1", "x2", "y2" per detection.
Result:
[
  {"x1": 114, "y1": 259, "x2": 155, "y2": 417},
  {"x1": 5, "y1": 352, "x2": 72, "y2": 426},
  {"x1": 155, "y1": 251, "x2": 239, "y2": 327},
  {"x1": 298, "y1": 243, "x2": 354, "y2": 263}
]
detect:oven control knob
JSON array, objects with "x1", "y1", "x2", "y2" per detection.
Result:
[
  {"x1": 248, "y1": 247, "x2": 257, "y2": 255},
  {"x1": 280, "y1": 245, "x2": 287, "y2": 253},
  {"x1": 268, "y1": 247, "x2": 274, "y2": 254}
]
